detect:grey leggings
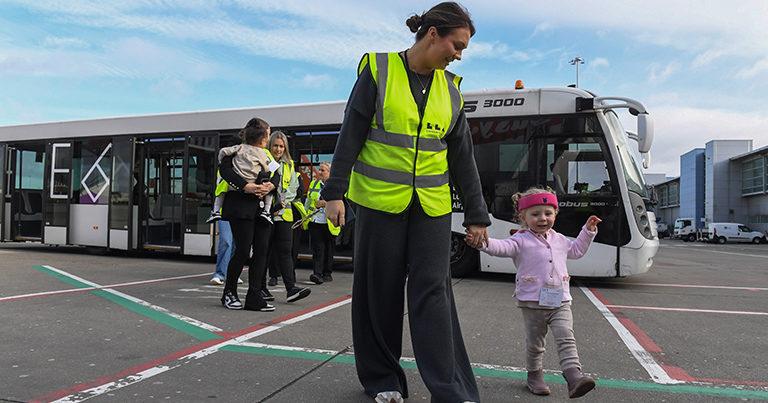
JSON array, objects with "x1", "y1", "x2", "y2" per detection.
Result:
[{"x1": 520, "y1": 304, "x2": 581, "y2": 371}]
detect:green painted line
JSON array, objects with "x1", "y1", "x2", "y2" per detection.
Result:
[
  {"x1": 224, "y1": 344, "x2": 768, "y2": 400},
  {"x1": 33, "y1": 265, "x2": 221, "y2": 342}
]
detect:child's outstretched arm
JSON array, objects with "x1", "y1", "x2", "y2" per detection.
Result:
[
  {"x1": 466, "y1": 233, "x2": 520, "y2": 258},
  {"x1": 567, "y1": 215, "x2": 601, "y2": 259}
]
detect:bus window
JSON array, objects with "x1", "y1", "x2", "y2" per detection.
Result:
[
  {"x1": 546, "y1": 139, "x2": 613, "y2": 196},
  {"x1": 469, "y1": 116, "x2": 535, "y2": 222}
]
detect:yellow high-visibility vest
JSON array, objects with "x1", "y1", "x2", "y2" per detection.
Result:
[
  {"x1": 277, "y1": 160, "x2": 295, "y2": 222},
  {"x1": 303, "y1": 179, "x2": 340, "y2": 235},
  {"x1": 347, "y1": 52, "x2": 463, "y2": 217}
]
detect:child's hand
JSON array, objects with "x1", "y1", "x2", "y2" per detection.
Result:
[{"x1": 586, "y1": 215, "x2": 602, "y2": 231}]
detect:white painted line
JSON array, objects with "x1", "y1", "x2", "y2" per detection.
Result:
[
  {"x1": 40, "y1": 265, "x2": 222, "y2": 332},
  {"x1": 579, "y1": 286, "x2": 683, "y2": 385},
  {"x1": 53, "y1": 297, "x2": 352, "y2": 403},
  {"x1": 606, "y1": 305, "x2": 768, "y2": 316},
  {"x1": 662, "y1": 245, "x2": 768, "y2": 259},
  {"x1": 593, "y1": 282, "x2": 768, "y2": 292},
  {"x1": 1, "y1": 272, "x2": 212, "y2": 302}
]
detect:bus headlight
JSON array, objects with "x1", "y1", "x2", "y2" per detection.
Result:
[{"x1": 628, "y1": 192, "x2": 654, "y2": 240}]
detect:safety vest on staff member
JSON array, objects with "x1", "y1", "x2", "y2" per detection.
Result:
[
  {"x1": 346, "y1": 51, "x2": 464, "y2": 217},
  {"x1": 274, "y1": 159, "x2": 308, "y2": 222},
  {"x1": 214, "y1": 147, "x2": 277, "y2": 200},
  {"x1": 304, "y1": 178, "x2": 341, "y2": 235}
]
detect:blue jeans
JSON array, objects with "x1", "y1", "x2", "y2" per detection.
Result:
[{"x1": 214, "y1": 220, "x2": 234, "y2": 279}]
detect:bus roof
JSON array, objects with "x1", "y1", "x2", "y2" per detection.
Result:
[{"x1": 0, "y1": 86, "x2": 597, "y2": 142}]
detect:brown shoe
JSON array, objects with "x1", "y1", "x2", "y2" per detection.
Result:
[
  {"x1": 562, "y1": 367, "x2": 595, "y2": 398},
  {"x1": 526, "y1": 369, "x2": 551, "y2": 395}
]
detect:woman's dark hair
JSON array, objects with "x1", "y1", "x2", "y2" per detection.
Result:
[
  {"x1": 240, "y1": 117, "x2": 270, "y2": 145},
  {"x1": 406, "y1": 2, "x2": 475, "y2": 41}
]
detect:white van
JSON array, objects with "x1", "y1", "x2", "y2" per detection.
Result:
[
  {"x1": 708, "y1": 223, "x2": 767, "y2": 244},
  {"x1": 673, "y1": 218, "x2": 696, "y2": 241}
]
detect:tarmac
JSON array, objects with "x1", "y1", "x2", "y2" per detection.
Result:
[{"x1": 1, "y1": 239, "x2": 767, "y2": 402}]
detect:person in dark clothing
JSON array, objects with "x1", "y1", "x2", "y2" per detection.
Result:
[
  {"x1": 219, "y1": 118, "x2": 281, "y2": 312},
  {"x1": 322, "y1": 3, "x2": 489, "y2": 402}
]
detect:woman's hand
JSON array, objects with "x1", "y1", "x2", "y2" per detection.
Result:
[
  {"x1": 585, "y1": 215, "x2": 602, "y2": 231},
  {"x1": 465, "y1": 225, "x2": 488, "y2": 249},
  {"x1": 254, "y1": 182, "x2": 275, "y2": 197},
  {"x1": 243, "y1": 183, "x2": 259, "y2": 194},
  {"x1": 325, "y1": 200, "x2": 345, "y2": 227}
]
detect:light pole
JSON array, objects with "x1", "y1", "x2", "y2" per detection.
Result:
[{"x1": 569, "y1": 56, "x2": 584, "y2": 88}]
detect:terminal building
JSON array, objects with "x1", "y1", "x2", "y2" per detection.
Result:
[{"x1": 651, "y1": 140, "x2": 768, "y2": 234}]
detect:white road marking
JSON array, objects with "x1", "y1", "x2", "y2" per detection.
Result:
[
  {"x1": 592, "y1": 282, "x2": 768, "y2": 292},
  {"x1": 605, "y1": 305, "x2": 768, "y2": 316},
  {"x1": 662, "y1": 245, "x2": 768, "y2": 259},
  {"x1": 53, "y1": 297, "x2": 352, "y2": 402},
  {"x1": 40, "y1": 265, "x2": 221, "y2": 332},
  {"x1": 579, "y1": 286, "x2": 683, "y2": 384}
]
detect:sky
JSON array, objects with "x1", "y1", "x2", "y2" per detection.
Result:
[{"x1": 1, "y1": 0, "x2": 767, "y2": 176}]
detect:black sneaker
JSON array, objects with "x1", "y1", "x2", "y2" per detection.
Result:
[
  {"x1": 322, "y1": 273, "x2": 333, "y2": 282},
  {"x1": 286, "y1": 287, "x2": 311, "y2": 303},
  {"x1": 267, "y1": 277, "x2": 279, "y2": 287},
  {"x1": 221, "y1": 290, "x2": 243, "y2": 310},
  {"x1": 309, "y1": 274, "x2": 324, "y2": 284},
  {"x1": 258, "y1": 212, "x2": 273, "y2": 224},
  {"x1": 259, "y1": 289, "x2": 275, "y2": 301},
  {"x1": 206, "y1": 211, "x2": 221, "y2": 224},
  {"x1": 244, "y1": 303, "x2": 275, "y2": 312}
]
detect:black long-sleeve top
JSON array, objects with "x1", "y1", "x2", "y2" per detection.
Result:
[
  {"x1": 219, "y1": 154, "x2": 281, "y2": 220},
  {"x1": 322, "y1": 52, "x2": 490, "y2": 227}
]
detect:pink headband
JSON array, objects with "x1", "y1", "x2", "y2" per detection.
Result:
[{"x1": 517, "y1": 192, "x2": 558, "y2": 212}]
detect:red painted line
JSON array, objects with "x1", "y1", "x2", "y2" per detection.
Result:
[
  {"x1": 32, "y1": 294, "x2": 352, "y2": 402},
  {"x1": 589, "y1": 288, "x2": 696, "y2": 382}
]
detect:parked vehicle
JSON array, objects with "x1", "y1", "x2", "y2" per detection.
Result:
[
  {"x1": 656, "y1": 221, "x2": 670, "y2": 238},
  {"x1": 673, "y1": 218, "x2": 696, "y2": 241},
  {"x1": 708, "y1": 223, "x2": 767, "y2": 244}
]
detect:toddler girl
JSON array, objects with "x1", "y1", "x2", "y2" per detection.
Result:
[{"x1": 466, "y1": 187, "x2": 601, "y2": 398}]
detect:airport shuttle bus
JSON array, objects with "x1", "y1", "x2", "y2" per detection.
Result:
[{"x1": 0, "y1": 86, "x2": 658, "y2": 277}]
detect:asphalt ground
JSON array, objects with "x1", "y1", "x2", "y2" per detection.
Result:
[{"x1": 1, "y1": 239, "x2": 767, "y2": 402}]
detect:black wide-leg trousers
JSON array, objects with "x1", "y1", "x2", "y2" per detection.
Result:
[{"x1": 351, "y1": 202, "x2": 479, "y2": 402}]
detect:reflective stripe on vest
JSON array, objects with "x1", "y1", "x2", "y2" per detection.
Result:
[
  {"x1": 278, "y1": 160, "x2": 295, "y2": 222},
  {"x1": 347, "y1": 52, "x2": 463, "y2": 217}
]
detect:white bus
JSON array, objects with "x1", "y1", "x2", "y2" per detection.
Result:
[{"x1": 0, "y1": 86, "x2": 658, "y2": 277}]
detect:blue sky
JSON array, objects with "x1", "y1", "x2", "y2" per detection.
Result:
[{"x1": 1, "y1": 0, "x2": 767, "y2": 176}]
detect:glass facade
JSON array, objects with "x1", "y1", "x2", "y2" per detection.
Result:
[{"x1": 741, "y1": 157, "x2": 764, "y2": 195}]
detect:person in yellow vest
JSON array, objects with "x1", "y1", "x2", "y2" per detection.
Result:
[
  {"x1": 323, "y1": 3, "x2": 488, "y2": 402},
  {"x1": 304, "y1": 162, "x2": 339, "y2": 284},
  {"x1": 262, "y1": 130, "x2": 311, "y2": 303}
]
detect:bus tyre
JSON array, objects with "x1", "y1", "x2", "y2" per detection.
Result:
[
  {"x1": 450, "y1": 233, "x2": 478, "y2": 278},
  {"x1": 717, "y1": 236, "x2": 727, "y2": 244}
]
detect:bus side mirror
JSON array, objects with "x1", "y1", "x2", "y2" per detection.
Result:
[{"x1": 637, "y1": 113, "x2": 654, "y2": 153}]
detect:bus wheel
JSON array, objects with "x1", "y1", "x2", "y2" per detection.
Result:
[
  {"x1": 717, "y1": 236, "x2": 727, "y2": 244},
  {"x1": 450, "y1": 233, "x2": 478, "y2": 278}
]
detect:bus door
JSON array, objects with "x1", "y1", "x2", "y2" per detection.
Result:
[
  {"x1": 536, "y1": 123, "x2": 628, "y2": 276},
  {"x1": 137, "y1": 137, "x2": 185, "y2": 252},
  {"x1": 7, "y1": 143, "x2": 46, "y2": 241},
  {"x1": 43, "y1": 141, "x2": 72, "y2": 245},
  {"x1": 109, "y1": 137, "x2": 135, "y2": 250},
  {"x1": 289, "y1": 128, "x2": 353, "y2": 261},
  {"x1": 0, "y1": 144, "x2": 6, "y2": 241},
  {"x1": 183, "y1": 134, "x2": 218, "y2": 256}
]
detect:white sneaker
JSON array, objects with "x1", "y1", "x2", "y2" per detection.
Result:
[
  {"x1": 237, "y1": 277, "x2": 244, "y2": 284},
  {"x1": 374, "y1": 391, "x2": 403, "y2": 403},
  {"x1": 210, "y1": 277, "x2": 224, "y2": 285}
]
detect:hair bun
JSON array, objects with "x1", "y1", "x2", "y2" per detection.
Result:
[{"x1": 405, "y1": 14, "x2": 423, "y2": 33}]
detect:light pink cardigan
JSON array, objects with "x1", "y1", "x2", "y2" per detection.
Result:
[{"x1": 481, "y1": 226, "x2": 596, "y2": 302}]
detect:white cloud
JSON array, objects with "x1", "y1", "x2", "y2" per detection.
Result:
[
  {"x1": 648, "y1": 62, "x2": 680, "y2": 84},
  {"x1": 736, "y1": 57, "x2": 768, "y2": 79},
  {"x1": 530, "y1": 22, "x2": 554, "y2": 38},
  {"x1": 296, "y1": 73, "x2": 335, "y2": 89},
  {"x1": 591, "y1": 57, "x2": 609, "y2": 69},
  {"x1": 42, "y1": 36, "x2": 89, "y2": 49},
  {"x1": 640, "y1": 106, "x2": 768, "y2": 176},
  {"x1": 691, "y1": 49, "x2": 726, "y2": 69}
]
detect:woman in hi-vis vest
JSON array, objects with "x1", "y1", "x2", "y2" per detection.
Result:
[{"x1": 323, "y1": 3, "x2": 489, "y2": 402}]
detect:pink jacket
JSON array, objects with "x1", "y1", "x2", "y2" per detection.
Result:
[{"x1": 482, "y1": 226, "x2": 596, "y2": 302}]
